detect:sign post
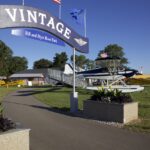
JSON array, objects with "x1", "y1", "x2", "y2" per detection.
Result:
[
  {"x1": 0, "y1": 5, "x2": 89, "y2": 113},
  {"x1": 0, "y1": 5, "x2": 89, "y2": 53},
  {"x1": 70, "y1": 47, "x2": 78, "y2": 113}
]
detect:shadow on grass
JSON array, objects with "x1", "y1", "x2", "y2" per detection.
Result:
[
  {"x1": 15, "y1": 87, "x2": 63, "y2": 96},
  {"x1": 15, "y1": 87, "x2": 93, "y2": 97}
]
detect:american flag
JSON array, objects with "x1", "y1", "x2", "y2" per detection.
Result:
[
  {"x1": 100, "y1": 52, "x2": 108, "y2": 58},
  {"x1": 53, "y1": 0, "x2": 61, "y2": 4}
]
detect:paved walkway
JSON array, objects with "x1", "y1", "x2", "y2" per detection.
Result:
[{"x1": 3, "y1": 88, "x2": 150, "y2": 150}]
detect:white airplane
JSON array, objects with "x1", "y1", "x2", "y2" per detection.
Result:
[{"x1": 63, "y1": 63, "x2": 144, "y2": 93}]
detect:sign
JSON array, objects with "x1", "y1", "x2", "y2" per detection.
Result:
[
  {"x1": 0, "y1": 5, "x2": 89, "y2": 53},
  {"x1": 11, "y1": 28, "x2": 65, "y2": 46}
]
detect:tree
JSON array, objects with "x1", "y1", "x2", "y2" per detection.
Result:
[
  {"x1": 9, "y1": 56, "x2": 28, "y2": 74},
  {"x1": 70, "y1": 55, "x2": 94, "y2": 70},
  {"x1": 97, "y1": 44, "x2": 128, "y2": 65},
  {"x1": 0, "y1": 40, "x2": 13, "y2": 77},
  {"x1": 33, "y1": 58, "x2": 53, "y2": 69},
  {"x1": 0, "y1": 40, "x2": 28, "y2": 78},
  {"x1": 70, "y1": 55, "x2": 87, "y2": 68},
  {"x1": 53, "y1": 52, "x2": 68, "y2": 70},
  {"x1": 85, "y1": 59, "x2": 95, "y2": 70}
]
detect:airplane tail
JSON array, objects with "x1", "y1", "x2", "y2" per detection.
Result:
[
  {"x1": 63, "y1": 63, "x2": 85, "y2": 75},
  {"x1": 63, "y1": 63, "x2": 74, "y2": 75}
]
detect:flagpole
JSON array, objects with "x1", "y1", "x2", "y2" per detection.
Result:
[
  {"x1": 59, "y1": 3, "x2": 62, "y2": 19},
  {"x1": 22, "y1": 0, "x2": 24, "y2": 6},
  {"x1": 84, "y1": 9, "x2": 87, "y2": 37}
]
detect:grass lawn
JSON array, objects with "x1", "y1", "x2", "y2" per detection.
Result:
[
  {"x1": 34, "y1": 86, "x2": 150, "y2": 133},
  {"x1": 0, "y1": 85, "x2": 149, "y2": 132},
  {"x1": 34, "y1": 87, "x2": 93, "y2": 110},
  {"x1": 126, "y1": 86, "x2": 150, "y2": 132},
  {"x1": 0, "y1": 87, "x2": 18, "y2": 102}
]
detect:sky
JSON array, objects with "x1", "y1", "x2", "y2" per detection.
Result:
[{"x1": 0, "y1": 0, "x2": 150, "y2": 73}]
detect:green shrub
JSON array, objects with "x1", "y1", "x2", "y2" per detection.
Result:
[
  {"x1": 0, "y1": 102, "x2": 16, "y2": 132},
  {"x1": 91, "y1": 88, "x2": 133, "y2": 103}
]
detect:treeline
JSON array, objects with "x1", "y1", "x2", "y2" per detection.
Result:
[
  {"x1": 0, "y1": 40, "x2": 129, "y2": 77},
  {"x1": 33, "y1": 53, "x2": 95, "y2": 71},
  {"x1": 33, "y1": 44, "x2": 129, "y2": 70},
  {"x1": 0, "y1": 40, "x2": 28, "y2": 78}
]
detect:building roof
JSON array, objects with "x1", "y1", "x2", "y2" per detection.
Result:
[
  {"x1": 10, "y1": 69, "x2": 49, "y2": 78},
  {"x1": 10, "y1": 73, "x2": 44, "y2": 78},
  {"x1": 16, "y1": 69, "x2": 48, "y2": 74}
]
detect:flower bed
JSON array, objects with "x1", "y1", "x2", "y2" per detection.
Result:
[
  {"x1": 90, "y1": 87, "x2": 133, "y2": 103},
  {"x1": 0, "y1": 101, "x2": 16, "y2": 132},
  {"x1": 83, "y1": 88, "x2": 138, "y2": 123},
  {"x1": 0, "y1": 80, "x2": 5, "y2": 86},
  {"x1": 0, "y1": 80, "x2": 24, "y2": 87}
]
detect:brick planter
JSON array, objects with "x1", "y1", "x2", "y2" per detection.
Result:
[
  {"x1": 83, "y1": 100, "x2": 138, "y2": 123},
  {"x1": 0, "y1": 129, "x2": 30, "y2": 150}
]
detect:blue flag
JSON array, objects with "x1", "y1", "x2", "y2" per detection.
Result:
[{"x1": 70, "y1": 9, "x2": 85, "y2": 25}]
